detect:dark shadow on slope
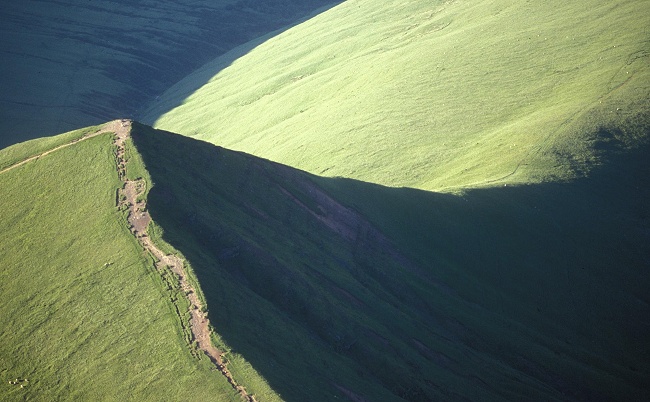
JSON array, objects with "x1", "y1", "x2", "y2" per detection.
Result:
[
  {"x1": 0, "y1": 0, "x2": 343, "y2": 149},
  {"x1": 131, "y1": 122, "x2": 650, "y2": 402}
]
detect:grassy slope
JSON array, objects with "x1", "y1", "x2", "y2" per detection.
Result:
[
  {"x1": 0, "y1": 120, "x2": 646, "y2": 401},
  {"x1": 143, "y1": 0, "x2": 649, "y2": 191},
  {"x1": 0, "y1": 131, "x2": 239, "y2": 401},
  {"x1": 137, "y1": 1, "x2": 650, "y2": 399},
  {"x1": 131, "y1": 123, "x2": 649, "y2": 401},
  {"x1": 0, "y1": 0, "x2": 340, "y2": 148},
  {"x1": 1, "y1": 1, "x2": 648, "y2": 401},
  {"x1": 0, "y1": 126, "x2": 100, "y2": 171},
  {"x1": 131, "y1": 124, "x2": 404, "y2": 402}
]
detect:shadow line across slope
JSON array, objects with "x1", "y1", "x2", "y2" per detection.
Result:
[
  {"x1": 0, "y1": 0, "x2": 344, "y2": 149},
  {"x1": 131, "y1": 122, "x2": 650, "y2": 401}
]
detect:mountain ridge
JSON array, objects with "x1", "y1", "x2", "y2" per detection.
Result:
[
  {"x1": 0, "y1": 122, "x2": 245, "y2": 401},
  {"x1": 1, "y1": 119, "x2": 648, "y2": 400},
  {"x1": 1, "y1": 0, "x2": 649, "y2": 400}
]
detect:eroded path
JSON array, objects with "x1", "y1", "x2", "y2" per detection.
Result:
[
  {"x1": 113, "y1": 120, "x2": 256, "y2": 402},
  {"x1": 2, "y1": 120, "x2": 256, "y2": 400}
]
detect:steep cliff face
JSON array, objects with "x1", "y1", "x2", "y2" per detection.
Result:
[{"x1": 0, "y1": 0, "x2": 340, "y2": 148}]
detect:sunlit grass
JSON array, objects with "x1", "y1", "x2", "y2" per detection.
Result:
[
  {"x1": 1, "y1": 0, "x2": 648, "y2": 400},
  {"x1": 0, "y1": 125, "x2": 100, "y2": 171},
  {"x1": 144, "y1": 0, "x2": 649, "y2": 191},
  {"x1": 0, "y1": 133, "x2": 239, "y2": 401}
]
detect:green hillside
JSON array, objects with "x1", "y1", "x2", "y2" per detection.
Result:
[
  {"x1": 1, "y1": 0, "x2": 649, "y2": 400},
  {"x1": 1, "y1": 119, "x2": 648, "y2": 400},
  {"x1": 0, "y1": 0, "x2": 339, "y2": 148},
  {"x1": 0, "y1": 125, "x2": 266, "y2": 401},
  {"x1": 142, "y1": 0, "x2": 649, "y2": 191},
  {"x1": 129, "y1": 123, "x2": 649, "y2": 401}
]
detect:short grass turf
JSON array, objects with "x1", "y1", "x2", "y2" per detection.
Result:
[
  {"x1": 142, "y1": 0, "x2": 650, "y2": 191},
  {"x1": 0, "y1": 132, "x2": 239, "y2": 401}
]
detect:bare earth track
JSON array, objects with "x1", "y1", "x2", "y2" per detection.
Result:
[
  {"x1": 0, "y1": 123, "x2": 114, "y2": 175},
  {"x1": 1, "y1": 120, "x2": 255, "y2": 401},
  {"x1": 113, "y1": 120, "x2": 256, "y2": 402}
]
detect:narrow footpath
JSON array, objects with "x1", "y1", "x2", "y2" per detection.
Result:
[
  {"x1": 112, "y1": 120, "x2": 256, "y2": 402},
  {"x1": 1, "y1": 120, "x2": 256, "y2": 400},
  {"x1": 0, "y1": 121, "x2": 118, "y2": 175}
]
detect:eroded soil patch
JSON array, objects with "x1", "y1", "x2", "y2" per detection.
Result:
[{"x1": 113, "y1": 119, "x2": 255, "y2": 402}]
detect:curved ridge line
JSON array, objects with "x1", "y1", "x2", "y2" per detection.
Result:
[{"x1": 113, "y1": 119, "x2": 256, "y2": 402}]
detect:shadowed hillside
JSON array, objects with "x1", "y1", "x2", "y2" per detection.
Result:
[
  {"x1": 0, "y1": 0, "x2": 341, "y2": 148},
  {"x1": 131, "y1": 122, "x2": 650, "y2": 401}
]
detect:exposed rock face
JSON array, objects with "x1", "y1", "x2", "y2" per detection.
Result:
[{"x1": 0, "y1": 0, "x2": 339, "y2": 148}]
